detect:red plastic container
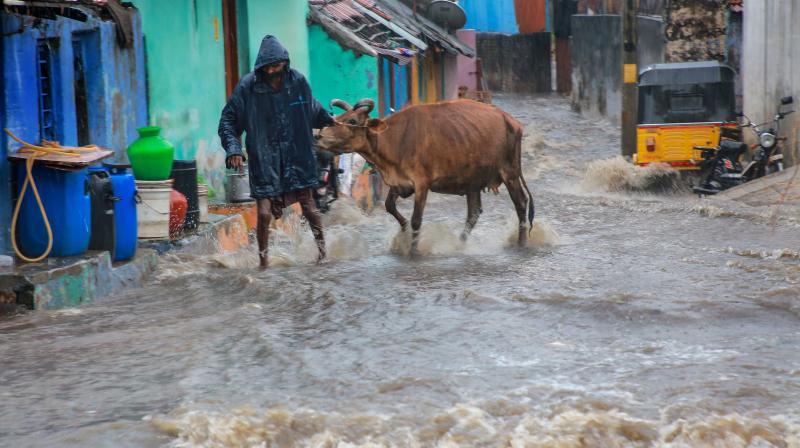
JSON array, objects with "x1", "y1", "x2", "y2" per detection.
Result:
[{"x1": 169, "y1": 189, "x2": 188, "y2": 239}]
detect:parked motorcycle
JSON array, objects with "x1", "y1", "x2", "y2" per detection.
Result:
[
  {"x1": 693, "y1": 96, "x2": 794, "y2": 196},
  {"x1": 314, "y1": 149, "x2": 343, "y2": 213}
]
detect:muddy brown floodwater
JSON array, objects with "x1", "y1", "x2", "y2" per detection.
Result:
[{"x1": 3, "y1": 95, "x2": 800, "y2": 447}]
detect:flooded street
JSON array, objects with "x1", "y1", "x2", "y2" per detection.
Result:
[{"x1": 3, "y1": 95, "x2": 800, "y2": 447}]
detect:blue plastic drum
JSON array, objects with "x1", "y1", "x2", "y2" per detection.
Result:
[
  {"x1": 104, "y1": 164, "x2": 138, "y2": 262},
  {"x1": 15, "y1": 164, "x2": 91, "y2": 258}
]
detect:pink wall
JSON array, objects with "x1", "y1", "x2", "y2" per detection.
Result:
[
  {"x1": 445, "y1": 54, "x2": 459, "y2": 100},
  {"x1": 456, "y1": 29, "x2": 478, "y2": 92}
]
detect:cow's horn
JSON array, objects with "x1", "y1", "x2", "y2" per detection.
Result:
[
  {"x1": 354, "y1": 99, "x2": 375, "y2": 114},
  {"x1": 330, "y1": 99, "x2": 352, "y2": 111}
]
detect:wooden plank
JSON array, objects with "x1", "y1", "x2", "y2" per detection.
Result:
[{"x1": 8, "y1": 150, "x2": 115, "y2": 170}]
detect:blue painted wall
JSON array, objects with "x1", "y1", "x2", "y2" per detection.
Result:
[
  {"x1": 379, "y1": 58, "x2": 411, "y2": 117},
  {"x1": 0, "y1": 16, "x2": 7, "y2": 254},
  {"x1": 461, "y1": 0, "x2": 519, "y2": 34},
  {"x1": 1, "y1": 9, "x2": 147, "y2": 255},
  {"x1": 394, "y1": 64, "x2": 410, "y2": 111}
]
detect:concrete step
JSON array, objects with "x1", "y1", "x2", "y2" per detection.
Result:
[{"x1": 715, "y1": 168, "x2": 800, "y2": 207}]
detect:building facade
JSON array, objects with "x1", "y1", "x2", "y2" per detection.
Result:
[
  {"x1": 132, "y1": 0, "x2": 311, "y2": 198},
  {"x1": 1, "y1": 3, "x2": 147, "y2": 254}
]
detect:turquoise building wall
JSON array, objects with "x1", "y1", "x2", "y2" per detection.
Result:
[
  {"x1": 308, "y1": 25, "x2": 378, "y2": 114},
  {"x1": 133, "y1": 0, "x2": 311, "y2": 196},
  {"x1": 246, "y1": 1, "x2": 310, "y2": 78},
  {"x1": 134, "y1": 0, "x2": 228, "y2": 193}
]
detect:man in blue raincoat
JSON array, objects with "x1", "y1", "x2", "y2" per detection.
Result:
[{"x1": 219, "y1": 36, "x2": 334, "y2": 269}]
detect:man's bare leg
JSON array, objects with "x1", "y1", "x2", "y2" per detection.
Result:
[
  {"x1": 299, "y1": 195, "x2": 326, "y2": 262},
  {"x1": 256, "y1": 199, "x2": 274, "y2": 269}
]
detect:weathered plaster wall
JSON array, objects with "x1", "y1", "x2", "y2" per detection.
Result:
[
  {"x1": 571, "y1": 15, "x2": 665, "y2": 122},
  {"x1": 663, "y1": 1, "x2": 743, "y2": 109},
  {"x1": 246, "y1": 0, "x2": 310, "y2": 78},
  {"x1": 134, "y1": 0, "x2": 227, "y2": 195},
  {"x1": 664, "y1": 0, "x2": 727, "y2": 62},
  {"x1": 456, "y1": 29, "x2": 478, "y2": 92},
  {"x1": 307, "y1": 25, "x2": 377, "y2": 115},
  {"x1": 2, "y1": 10, "x2": 146, "y2": 152},
  {"x1": 477, "y1": 32, "x2": 552, "y2": 93},
  {"x1": 743, "y1": 0, "x2": 800, "y2": 166},
  {"x1": 443, "y1": 54, "x2": 460, "y2": 101}
]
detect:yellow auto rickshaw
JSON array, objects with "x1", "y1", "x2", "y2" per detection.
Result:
[{"x1": 634, "y1": 61, "x2": 738, "y2": 170}]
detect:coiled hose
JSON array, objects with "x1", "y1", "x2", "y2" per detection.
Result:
[{"x1": 4, "y1": 129, "x2": 99, "y2": 262}]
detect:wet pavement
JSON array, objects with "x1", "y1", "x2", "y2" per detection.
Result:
[{"x1": 2, "y1": 95, "x2": 800, "y2": 447}]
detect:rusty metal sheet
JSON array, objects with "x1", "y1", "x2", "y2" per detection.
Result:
[{"x1": 515, "y1": 0, "x2": 547, "y2": 33}]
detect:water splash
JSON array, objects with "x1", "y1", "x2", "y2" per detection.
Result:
[
  {"x1": 582, "y1": 156, "x2": 684, "y2": 194},
  {"x1": 726, "y1": 247, "x2": 800, "y2": 261},
  {"x1": 388, "y1": 217, "x2": 561, "y2": 257},
  {"x1": 327, "y1": 228, "x2": 370, "y2": 261},
  {"x1": 149, "y1": 404, "x2": 800, "y2": 448},
  {"x1": 323, "y1": 198, "x2": 369, "y2": 227},
  {"x1": 505, "y1": 218, "x2": 561, "y2": 249},
  {"x1": 389, "y1": 221, "x2": 465, "y2": 257}
]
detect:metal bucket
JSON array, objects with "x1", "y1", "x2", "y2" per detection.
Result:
[
  {"x1": 227, "y1": 165, "x2": 253, "y2": 203},
  {"x1": 197, "y1": 184, "x2": 209, "y2": 223}
]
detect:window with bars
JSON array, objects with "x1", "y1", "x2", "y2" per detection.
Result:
[
  {"x1": 36, "y1": 39, "x2": 58, "y2": 143},
  {"x1": 73, "y1": 37, "x2": 90, "y2": 146}
]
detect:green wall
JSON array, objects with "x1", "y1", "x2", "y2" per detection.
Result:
[
  {"x1": 308, "y1": 25, "x2": 378, "y2": 114},
  {"x1": 246, "y1": 1, "x2": 310, "y2": 77},
  {"x1": 134, "y1": 0, "x2": 228, "y2": 193},
  {"x1": 134, "y1": 0, "x2": 312, "y2": 197}
]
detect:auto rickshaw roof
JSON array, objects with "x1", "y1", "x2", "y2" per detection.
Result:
[{"x1": 638, "y1": 61, "x2": 736, "y2": 87}]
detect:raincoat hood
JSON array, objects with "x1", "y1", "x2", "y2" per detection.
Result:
[{"x1": 254, "y1": 35, "x2": 290, "y2": 71}]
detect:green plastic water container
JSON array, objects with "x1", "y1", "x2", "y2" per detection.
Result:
[{"x1": 127, "y1": 126, "x2": 174, "y2": 181}]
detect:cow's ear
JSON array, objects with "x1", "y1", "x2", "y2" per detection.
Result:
[{"x1": 368, "y1": 119, "x2": 388, "y2": 134}]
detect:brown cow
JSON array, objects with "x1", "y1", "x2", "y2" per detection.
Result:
[{"x1": 315, "y1": 98, "x2": 534, "y2": 254}]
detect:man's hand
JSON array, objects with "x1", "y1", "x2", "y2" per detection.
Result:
[{"x1": 227, "y1": 155, "x2": 244, "y2": 171}]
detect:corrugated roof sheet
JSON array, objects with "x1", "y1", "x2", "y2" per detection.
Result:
[
  {"x1": 3, "y1": 0, "x2": 109, "y2": 5},
  {"x1": 309, "y1": 0, "x2": 474, "y2": 62},
  {"x1": 373, "y1": 0, "x2": 474, "y2": 57},
  {"x1": 3, "y1": 0, "x2": 136, "y2": 47}
]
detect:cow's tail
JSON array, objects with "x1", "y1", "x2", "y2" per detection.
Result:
[
  {"x1": 509, "y1": 117, "x2": 535, "y2": 234},
  {"x1": 521, "y1": 172, "x2": 535, "y2": 234}
]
